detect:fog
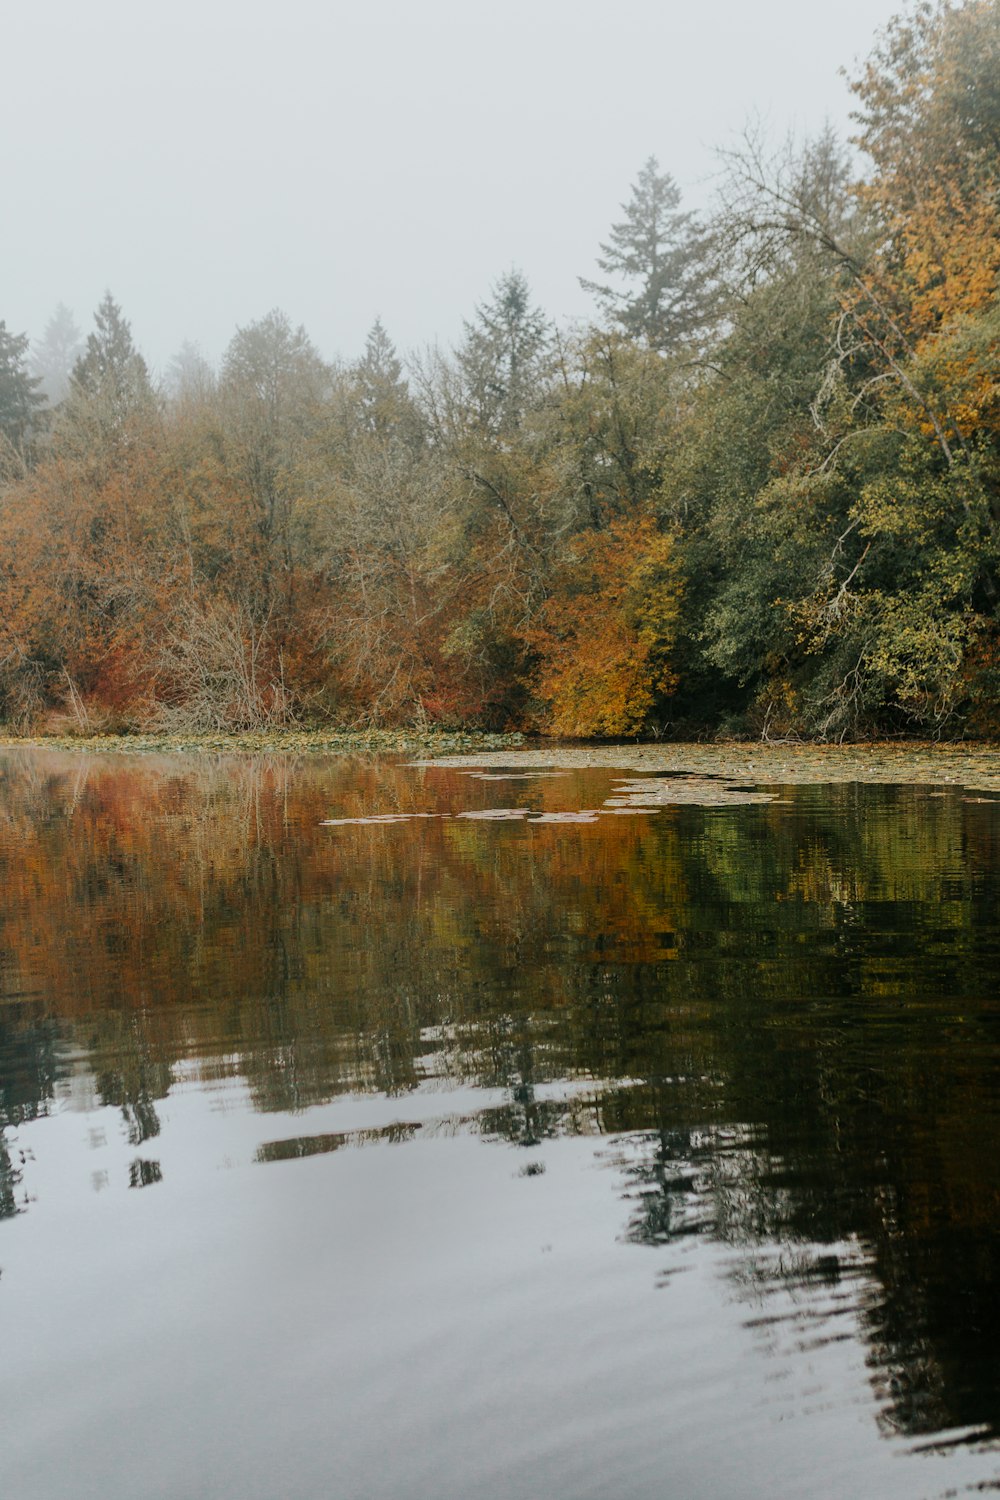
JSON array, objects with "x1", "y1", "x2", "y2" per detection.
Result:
[{"x1": 5, "y1": 0, "x2": 905, "y2": 371}]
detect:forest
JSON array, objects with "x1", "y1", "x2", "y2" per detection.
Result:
[{"x1": 1, "y1": 0, "x2": 999, "y2": 741}]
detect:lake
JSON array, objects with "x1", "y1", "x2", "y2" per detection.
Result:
[{"x1": 2, "y1": 743, "x2": 1000, "y2": 1499}]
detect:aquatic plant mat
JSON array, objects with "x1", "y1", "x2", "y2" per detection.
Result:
[
  {"x1": 0, "y1": 728, "x2": 524, "y2": 756},
  {"x1": 318, "y1": 742, "x2": 1000, "y2": 824},
  {"x1": 415, "y1": 742, "x2": 1000, "y2": 796}
]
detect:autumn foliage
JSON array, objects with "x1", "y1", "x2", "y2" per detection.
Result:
[
  {"x1": 528, "y1": 518, "x2": 680, "y2": 736},
  {"x1": 3, "y1": 2, "x2": 1000, "y2": 739}
]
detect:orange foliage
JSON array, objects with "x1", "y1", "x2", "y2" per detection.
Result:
[
  {"x1": 848, "y1": 2, "x2": 1000, "y2": 446},
  {"x1": 527, "y1": 516, "x2": 680, "y2": 737},
  {"x1": 898, "y1": 189, "x2": 1000, "y2": 340}
]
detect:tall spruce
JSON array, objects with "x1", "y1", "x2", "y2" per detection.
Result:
[
  {"x1": 458, "y1": 269, "x2": 549, "y2": 436},
  {"x1": 71, "y1": 292, "x2": 154, "y2": 418},
  {"x1": 354, "y1": 318, "x2": 419, "y2": 442},
  {"x1": 0, "y1": 321, "x2": 46, "y2": 459},
  {"x1": 581, "y1": 156, "x2": 714, "y2": 352},
  {"x1": 30, "y1": 303, "x2": 82, "y2": 407}
]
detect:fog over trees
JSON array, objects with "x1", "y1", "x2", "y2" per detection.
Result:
[{"x1": 1, "y1": 1, "x2": 999, "y2": 740}]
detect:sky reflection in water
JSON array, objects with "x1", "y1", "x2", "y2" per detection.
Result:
[{"x1": 1, "y1": 747, "x2": 1000, "y2": 1499}]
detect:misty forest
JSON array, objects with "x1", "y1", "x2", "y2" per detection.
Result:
[{"x1": 2, "y1": 0, "x2": 1000, "y2": 743}]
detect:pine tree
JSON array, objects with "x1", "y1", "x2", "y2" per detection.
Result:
[
  {"x1": 219, "y1": 308, "x2": 329, "y2": 566},
  {"x1": 30, "y1": 303, "x2": 82, "y2": 407},
  {"x1": 352, "y1": 318, "x2": 422, "y2": 444},
  {"x1": 458, "y1": 269, "x2": 550, "y2": 435},
  {"x1": 0, "y1": 321, "x2": 46, "y2": 457},
  {"x1": 581, "y1": 157, "x2": 714, "y2": 352},
  {"x1": 71, "y1": 291, "x2": 154, "y2": 418},
  {"x1": 166, "y1": 340, "x2": 216, "y2": 404}
]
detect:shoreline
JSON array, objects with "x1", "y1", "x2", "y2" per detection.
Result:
[
  {"x1": 0, "y1": 727, "x2": 527, "y2": 755},
  {"x1": 0, "y1": 729, "x2": 996, "y2": 785}
]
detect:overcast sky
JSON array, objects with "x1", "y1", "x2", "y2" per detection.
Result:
[{"x1": 4, "y1": 0, "x2": 906, "y2": 376}]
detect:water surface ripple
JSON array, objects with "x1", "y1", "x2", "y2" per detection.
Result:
[{"x1": 1, "y1": 747, "x2": 1000, "y2": 1499}]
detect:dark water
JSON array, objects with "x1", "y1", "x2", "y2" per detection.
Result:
[{"x1": 2, "y1": 747, "x2": 1000, "y2": 1499}]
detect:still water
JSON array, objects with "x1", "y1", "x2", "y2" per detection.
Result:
[{"x1": 2, "y1": 746, "x2": 1000, "y2": 1499}]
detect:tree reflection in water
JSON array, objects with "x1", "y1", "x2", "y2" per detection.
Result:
[{"x1": 1, "y1": 746, "x2": 1000, "y2": 1446}]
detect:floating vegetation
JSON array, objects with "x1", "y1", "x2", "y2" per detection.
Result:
[
  {"x1": 321, "y1": 812, "x2": 442, "y2": 826},
  {"x1": 414, "y1": 742, "x2": 1000, "y2": 793},
  {"x1": 607, "y1": 776, "x2": 775, "y2": 809},
  {"x1": 455, "y1": 808, "x2": 530, "y2": 821},
  {"x1": 528, "y1": 810, "x2": 602, "y2": 823},
  {"x1": 462, "y1": 771, "x2": 569, "y2": 781},
  {"x1": 322, "y1": 807, "x2": 609, "y2": 827},
  {"x1": 0, "y1": 728, "x2": 525, "y2": 757}
]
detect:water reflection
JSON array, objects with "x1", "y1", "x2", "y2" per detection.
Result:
[{"x1": 1, "y1": 747, "x2": 1000, "y2": 1489}]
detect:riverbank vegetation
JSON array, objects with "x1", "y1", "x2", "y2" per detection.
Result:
[{"x1": 1, "y1": 1, "x2": 999, "y2": 741}]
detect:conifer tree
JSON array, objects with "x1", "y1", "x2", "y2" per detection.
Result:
[
  {"x1": 458, "y1": 269, "x2": 549, "y2": 435},
  {"x1": 30, "y1": 303, "x2": 82, "y2": 407},
  {"x1": 166, "y1": 341, "x2": 216, "y2": 405},
  {"x1": 581, "y1": 157, "x2": 714, "y2": 352},
  {"x1": 354, "y1": 318, "x2": 418, "y2": 441},
  {"x1": 71, "y1": 291, "x2": 154, "y2": 419},
  {"x1": 0, "y1": 321, "x2": 46, "y2": 457}
]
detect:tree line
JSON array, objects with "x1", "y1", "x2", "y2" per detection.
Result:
[{"x1": 1, "y1": 0, "x2": 999, "y2": 739}]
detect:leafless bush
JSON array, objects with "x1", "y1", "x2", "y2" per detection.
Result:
[
  {"x1": 148, "y1": 598, "x2": 298, "y2": 732},
  {"x1": 0, "y1": 644, "x2": 49, "y2": 731}
]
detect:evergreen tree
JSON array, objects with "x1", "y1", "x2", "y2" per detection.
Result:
[
  {"x1": 458, "y1": 269, "x2": 549, "y2": 436},
  {"x1": 71, "y1": 291, "x2": 154, "y2": 418},
  {"x1": 165, "y1": 341, "x2": 216, "y2": 405},
  {"x1": 0, "y1": 321, "x2": 46, "y2": 457},
  {"x1": 353, "y1": 318, "x2": 418, "y2": 440},
  {"x1": 219, "y1": 309, "x2": 329, "y2": 584},
  {"x1": 30, "y1": 303, "x2": 82, "y2": 407},
  {"x1": 581, "y1": 157, "x2": 714, "y2": 352}
]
